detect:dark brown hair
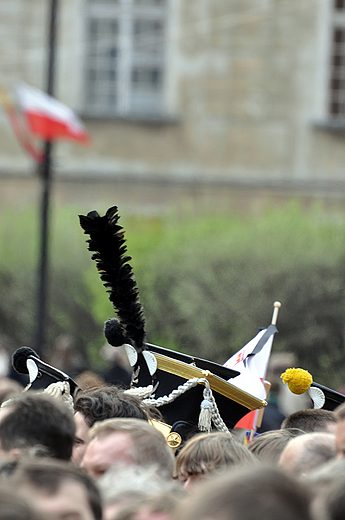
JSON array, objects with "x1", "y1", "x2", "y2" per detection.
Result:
[
  {"x1": 10, "y1": 458, "x2": 102, "y2": 520},
  {"x1": 281, "y1": 409, "x2": 336, "y2": 432},
  {"x1": 74, "y1": 386, "x2": 150, "y2": 426},
  {"x1": 0, "y1": 392, "x2": 75, "y2": 460}
]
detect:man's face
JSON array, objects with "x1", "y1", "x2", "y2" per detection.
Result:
[
  {"x1": 72, "y1": 412, "x2": 90, "y2": 466},
  {"x1": 335, "y1": 420, "x2": 345, "y2": 459},
  {"x1": 82, "y1": 431, "x2": 134, "y2": 479},
  {"x1": 19, "y1": 479, "x2": 95, "y2": 520}
]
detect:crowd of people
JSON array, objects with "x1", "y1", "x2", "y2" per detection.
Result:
[{"x1": 0, "y1": 371, "x2": 345, "y2": 520}]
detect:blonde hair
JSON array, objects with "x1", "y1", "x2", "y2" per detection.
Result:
[{"x1": 175, "y1": 431, "x2": 256, "y2": 479}]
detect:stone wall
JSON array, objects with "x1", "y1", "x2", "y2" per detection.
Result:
[{"x1": 0, "y1": 0, "x2": 344, "y2": 202}]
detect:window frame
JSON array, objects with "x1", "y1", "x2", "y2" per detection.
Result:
[
  {"x1": 82, "y1": 0, "x2": 170, "y2": 121},
  {"x1": 328, "y1": 3, "x2": 345, "y2": 120}
]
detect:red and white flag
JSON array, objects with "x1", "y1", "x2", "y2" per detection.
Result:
[
  {"x1": 224, "y1": 326, "x2": 276, "y2": 400},
  {"x1": 224, "y1": 324, "x2": 277, "y2": 429},
  {"x1": 14, "y1": 82, "x2": 90, "y2": 144}
]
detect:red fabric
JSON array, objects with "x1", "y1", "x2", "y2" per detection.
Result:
[
  {"x1": 26, "y1": 111, "x2": 90, "y2": 143},
  {"x1": 235, "y1": 410, "x2": 256, "y2": 430},
  {"x1": 4, "y1": 105, "x2": 44, "y2": 162},
  {"x1": 236, "y1": 380, "x2": 270, "y2": 430}
]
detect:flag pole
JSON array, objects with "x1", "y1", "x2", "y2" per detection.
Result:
[
  {"x1": 271, "y1": 301, "x2": 281, "y2": 326},
  {"x1": 36, "y1": 0, "x2": 58, "y2": 356},
  {"x1": 248, "y1": 301, "x2": 281, "y2": 442}
]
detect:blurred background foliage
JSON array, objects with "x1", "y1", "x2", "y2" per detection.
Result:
[{"x1": 1, "y1": 200, "x2": 345, "y2": 388}]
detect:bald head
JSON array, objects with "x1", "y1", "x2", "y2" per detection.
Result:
[{"x1": 279, "y1": 432, "x2": 336, "y2": 476}]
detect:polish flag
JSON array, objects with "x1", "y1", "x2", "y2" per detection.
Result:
[{"x1": 15, "y1": 82, "x2": 90, "y2": 144}]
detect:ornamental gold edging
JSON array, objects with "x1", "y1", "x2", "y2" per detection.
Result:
[{"x1": 153, "y1": 352, "x2": 266, "y2": 411}]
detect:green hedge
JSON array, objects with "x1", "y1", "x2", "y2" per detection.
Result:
[
  {"x1": 1, "y1": 201, "x2": 345, "y2": 388},
  {"x1": 136, "y1": 201, "x2": 345, "y2": 389}
]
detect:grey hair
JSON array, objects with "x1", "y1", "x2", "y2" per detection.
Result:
[{"x1": 99, "y1": 463, "x2": 183, "y2": 506}]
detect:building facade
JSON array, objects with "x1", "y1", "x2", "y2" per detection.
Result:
[{"x1": 1, "y1": 0, "x2": 345, "y2": 212}]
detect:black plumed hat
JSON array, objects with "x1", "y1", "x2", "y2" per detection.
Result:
[{"x1": 79, "y1": 206, "x2": 267, "y2": 445}]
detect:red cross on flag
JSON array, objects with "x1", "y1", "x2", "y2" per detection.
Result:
[{"x1": 224, "y1": 326, "x2": 277, "y2": 401}]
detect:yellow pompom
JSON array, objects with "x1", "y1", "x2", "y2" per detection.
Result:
[{"x1": 280, "y1": 368, "x2": 313, "y2": 395}]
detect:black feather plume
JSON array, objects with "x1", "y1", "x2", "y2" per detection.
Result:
[{"x1": 79, "y1": 206, "x2": 146, "y2": 352}]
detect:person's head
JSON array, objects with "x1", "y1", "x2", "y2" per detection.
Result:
[
  {"x1": 74, "y1": 387, "x2": 150, "y2": 426},
  {"x1": 281, "y1": 409, "x2": 337, "y2": 433},
  {"x1": 73, "y1": 387, "x2": 151, "y2": 464},
  {"x1": 334, "y1": 402, "x2": 345, "y2": 459},
  {"x1": 304, "y1": 458, "x2": 345, "y2": 519},
  {"x1": 0, "y1": 392, "x2": 75, "y2": 460},
  {"x1": 9, "y1": 458, "x2": 102, "y2": 520},
  {"x1": 172, "y1": 464, "x2": 313, "y2": 520},
  {"x1": 248, "y1": 428, "x2": 305, "y2": 464},
  {"x1": 278, "y1": 431, "x2": 336, "y2": 476},
  {"x1": 304, "y1": 457, "x2": 345, "y2": 490},
  {"x1": 313, "y1": 473, "x2": 345, "y2": 520},
  {"x1": 175, "y1": 432, "x2": 256, "y2": 489},
  {"x1": 82, "y1": 418, "x2": 175, "y2": 480},
  {"x1": 99, "y1": 465, "x2": 184, "y2": 520},
  {"x1": 0, "y1": 482, "x2": 45, "y2": 520},
  {"x1": 111, "y1": 492, "x2": 182, "y2": 520}
]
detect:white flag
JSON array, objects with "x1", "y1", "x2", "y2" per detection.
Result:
[{"x1": 224, "y1": 325, "x2": 277, "y2": 400}]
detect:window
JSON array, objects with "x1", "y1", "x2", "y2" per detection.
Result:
[
  {"x1": 329, "y1": 0, "x2": 345, "y2": 118},
  {"x1": 84, "y1": 0, "x2": 167, "y2": 118}
]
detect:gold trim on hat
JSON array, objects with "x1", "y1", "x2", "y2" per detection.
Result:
[
  {"x1": 150, "y1": 419, "x2": 172, "y2": 437},
  {"x1": 149, "y1": 419, "x2": 182, "y2": 449},
  {"x1": 153, "y1": 353, "x2": 266, "y2": 410}
]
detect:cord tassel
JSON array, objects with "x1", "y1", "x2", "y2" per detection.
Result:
[{"x1": 198, "y1": 398, "x2": 213, "y2": 432}]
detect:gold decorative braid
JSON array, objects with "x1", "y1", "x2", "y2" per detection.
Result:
[{"x1": 153, "y1": 353, "x2": 266, "y2": 411}]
